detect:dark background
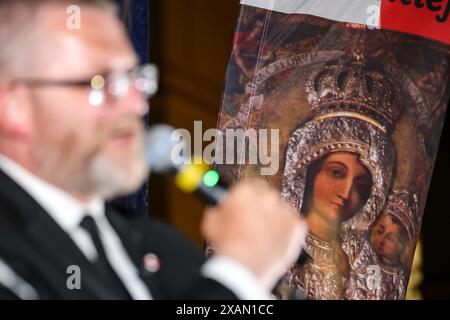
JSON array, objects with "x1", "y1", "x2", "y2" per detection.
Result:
[
  {"x1": 111, "y1": 0, "x2": 150, "y2": 216},
  {"x1": 421, "y1": 109, "x2": 450, "y2": 299}
]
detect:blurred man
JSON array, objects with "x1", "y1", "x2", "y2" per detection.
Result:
[{"x1": 0, "y1": 0, "x2": 305, "y2": 299}]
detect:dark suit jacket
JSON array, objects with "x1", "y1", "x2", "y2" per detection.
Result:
[{"x1": 0, "y1": 170, "x2": 237, "y2": 300}]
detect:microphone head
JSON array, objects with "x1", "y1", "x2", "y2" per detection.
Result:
[
  {"x1": 144, "y1": 123, "x2": 227, "y2": 205},
  {"x1": 144, "y1": 124, "x2": 182, "y2": 174}
]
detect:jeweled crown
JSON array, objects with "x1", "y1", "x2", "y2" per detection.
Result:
[{"x1": 305, "y1": 59, "x2": 403, "y2": 133}]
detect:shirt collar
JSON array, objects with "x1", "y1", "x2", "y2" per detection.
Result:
[{"x1": 0, "y1": 155, "x2": 105, "y2": 234}]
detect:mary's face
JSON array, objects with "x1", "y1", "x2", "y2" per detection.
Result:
[{"x1": 310, "y1": 152, "x2": 371, "y2": 225}]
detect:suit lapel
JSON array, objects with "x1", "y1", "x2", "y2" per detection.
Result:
[
  {"x1": 105, "y1": 207, "x2": 162, "y2": 299},
  {"x1": 25, "y1": 212, "x2": 122, "y2": 299},
  {"x1": 0, "y1": 170, "x2": 121, "y2": 299}
]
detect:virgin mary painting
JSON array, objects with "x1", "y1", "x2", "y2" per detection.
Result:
[
  {"x1": 281, "y1": 57, "x2": 402, "y2": 299},
  {"x1": 216, "y1": 5, "x2": 449, "y2": 300}
]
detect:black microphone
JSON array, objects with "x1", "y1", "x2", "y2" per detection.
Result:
[{"x1": 145, "y1": 124, "x2": 228, "y2": 205}]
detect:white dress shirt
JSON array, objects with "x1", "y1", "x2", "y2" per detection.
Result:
[{"x1": 0, "y1": 155, "x2": 271, "y2": 300}]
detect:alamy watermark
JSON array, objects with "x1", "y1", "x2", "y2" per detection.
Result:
[
  {"x1": 66, "y1": 265, "x2": 81, "y2": 290},
  {"x1": 171, "y1": 121, "x2": 280, "y2": 176},
  {"x1": 66, "y1": 5, "x2": 81, "y2": 30},
  {"x1": 366, "y1": 3, "x2": 381, "y2": 29}
]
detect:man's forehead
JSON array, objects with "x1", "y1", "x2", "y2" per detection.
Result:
[{"x1": 38, "y1": 3, "x2": 138, "y2": 75}]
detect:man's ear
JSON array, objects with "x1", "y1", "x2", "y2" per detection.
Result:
[{"x1": 0, "y1": 85, "x2": 34, "y2": 141}]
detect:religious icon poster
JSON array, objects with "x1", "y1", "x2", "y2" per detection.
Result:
[{"x1": 216, "y1": 0, "x2": 450, "y2": 300}]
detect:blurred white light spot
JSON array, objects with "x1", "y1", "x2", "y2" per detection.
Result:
[
  {"x1": 108, "y1": 76, "x2": 128, "y2": 97},
  {"x1": 89, "y1": 89, "x2": 104, "y2": 107}
]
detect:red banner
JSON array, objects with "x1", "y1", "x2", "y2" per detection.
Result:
[{"x1": 381, "y1": 0, "x2": 450, "y2": 44}]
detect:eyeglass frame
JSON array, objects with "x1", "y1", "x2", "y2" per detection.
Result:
[{"x1": 11, "y1": 63, "x2": 159, "y2": 107}]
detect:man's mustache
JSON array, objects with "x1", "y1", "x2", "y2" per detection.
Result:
[{"x1": 104, "y1": 117, "x2": 144, "y2": 138}]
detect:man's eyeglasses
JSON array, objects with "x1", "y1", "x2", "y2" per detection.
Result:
[{"x1": 14, "y1": 64, "x2": 159, "y2": 107}]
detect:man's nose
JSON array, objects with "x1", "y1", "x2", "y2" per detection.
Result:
[{"x1": 109, "y1": 86, "x2": 149, "y2": 116}]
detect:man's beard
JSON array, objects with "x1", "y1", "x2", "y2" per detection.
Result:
[
  {"x1": 33, "y1": 124, "x2": 149, "y2": 200},
  {"x1": 82, "y1": 146, "x2": 148, "y2": 199}
]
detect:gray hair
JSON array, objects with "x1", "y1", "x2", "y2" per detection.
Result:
[{"x1": 0, "y1": 0, "x2": 116, "y2": 80}]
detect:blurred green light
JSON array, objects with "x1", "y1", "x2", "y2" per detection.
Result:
[{"x1": 203, "y1": 170, "x2": 220, "y2": 188}]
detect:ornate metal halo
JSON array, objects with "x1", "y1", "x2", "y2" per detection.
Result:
[{"x1": 281, "y1": 116, "x2": 396, "y2": 231}]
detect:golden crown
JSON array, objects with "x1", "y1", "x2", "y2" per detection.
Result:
[{"x1": 305, "y1": 59, "x2": 404, "y2": 134}]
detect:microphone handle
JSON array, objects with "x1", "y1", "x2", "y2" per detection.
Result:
[{"x1": 196, "y1": 183, "x2": 228, "y2": 205}]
